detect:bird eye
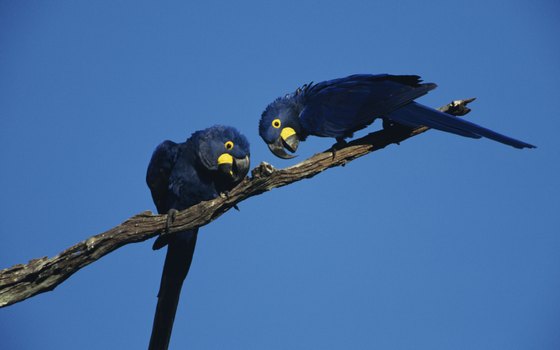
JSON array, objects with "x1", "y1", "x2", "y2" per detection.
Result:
[
  {"x1": 224, "y1": 141, "x2": 234, "y2": 150},
  {"x1": 272, "y1": 119, "x2": 281, "y2": 128}
]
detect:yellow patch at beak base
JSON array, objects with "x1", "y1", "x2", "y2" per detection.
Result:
[
  {"x1": 217, "y1": 153, "x2": 233, "y2": 165},
  {"x1": 280, "y1": 127, "x2": 296, "y2": 141}
]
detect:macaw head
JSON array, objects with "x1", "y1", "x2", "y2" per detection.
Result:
[
  {"x1": 259, "y1": 97, "x2": 304, "y2": 159},
  {"x1": 192, "y1": 125, "x2": 251, "y2": 183}
]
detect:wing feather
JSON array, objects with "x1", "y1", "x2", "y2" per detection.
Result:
[
  {"x1": 300, "y1": 74, "x2": 436, "y2": 138},
  {"x1": 146, "y1": 140, "x2": 178, "y2": 214}
]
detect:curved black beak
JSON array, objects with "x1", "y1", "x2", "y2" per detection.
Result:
[
  {"x1": 218, "y1": 154, "x2": 250, "y2": 182},
  {"x1": 232, "y1": 155, "x2": 250, "y2": 182},
  {"x1": 283, "y1": 134, "x2": 299, "y2": 154},
  {"x1": 267, "y1": 134, "x2": 299, "y2": 159}
]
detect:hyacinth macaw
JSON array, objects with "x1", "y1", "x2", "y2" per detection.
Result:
[
  {"x1": 146, "y1": 125, "x2": 250, "y2": 350},
  {"x1": 259, "y1": 74, "x2": 535, "y2": 158}
]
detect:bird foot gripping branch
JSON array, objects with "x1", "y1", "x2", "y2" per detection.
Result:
[
  {"x1": 165, "y1": 209, "x2": 178, "y2": 234},
  {"x1": 219, "y1": 191, "x2": 240, "y2": 211}
]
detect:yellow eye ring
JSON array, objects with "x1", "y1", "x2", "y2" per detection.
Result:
[
  {"x1": 224, "y1": 141, "x2": 234, "y2": 150},
  {"x1": 272, "y1": 119, "x2": 281, "y2": 129}
]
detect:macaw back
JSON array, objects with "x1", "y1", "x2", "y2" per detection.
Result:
[{"x1": 299, "y1": 74, "x2": 436, "y2": 139}]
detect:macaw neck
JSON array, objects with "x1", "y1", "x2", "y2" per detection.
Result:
[{"x1": 281, "y1": 93, "x2": 309, "y2": 141}]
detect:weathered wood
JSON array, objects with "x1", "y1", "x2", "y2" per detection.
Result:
[{"x1": 0, "y1": 98, "x2": 475, "y2": 308}]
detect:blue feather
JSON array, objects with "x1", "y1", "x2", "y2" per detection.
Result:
[{"x1": 387, "y1": 102, "x2": 535, "y2": 149}]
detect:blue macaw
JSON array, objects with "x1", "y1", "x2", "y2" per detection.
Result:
[
  {"x1": 146, "y1": 125, "x2": 250, "y2": 350},
  {"x1": 259, "y1": 74, "x2": 535, "y2": 158}
]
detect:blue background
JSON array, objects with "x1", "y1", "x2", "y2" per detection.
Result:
[{"x1": 1, "y1": 1, "x2": 559, "y2": 349}]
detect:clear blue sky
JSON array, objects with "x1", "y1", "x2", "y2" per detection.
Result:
[{"x1": 1, "y1": 1, "x2": 559, "y2": 349}]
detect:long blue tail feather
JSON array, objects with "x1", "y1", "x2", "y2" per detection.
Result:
[
  {"x1": 149, "y1": 233, "x2": 197, "y2": 350},
  {"x1": 387, "y1": 102, "x2": 536, "y2": 149}
]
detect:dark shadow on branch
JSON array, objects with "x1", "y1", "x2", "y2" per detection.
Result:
[{"x1": 0, "y1": 98, "x2": 475, "y2": 308}]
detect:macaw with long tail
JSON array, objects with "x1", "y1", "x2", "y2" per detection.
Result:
[
  {"x1": 259, "y1": 74, "x2": 535, "y2": 158},
  {"x1": 146, "y1": 125, "x2": 250, "y2": 350}
]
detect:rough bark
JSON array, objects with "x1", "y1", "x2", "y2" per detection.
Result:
[{"x1": 0, "y1": 98, "x2": 475, "y2": 308}]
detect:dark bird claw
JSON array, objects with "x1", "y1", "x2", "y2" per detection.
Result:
[
  {"x1": 219, "y1": 191, "x2": 239, "y2": 211},
  {"x1": 330, "y1": 138, "x2": 347, "y2": 159},
  {"x1": 165, "y1": 209, "x2": 178, "y2": 235}
]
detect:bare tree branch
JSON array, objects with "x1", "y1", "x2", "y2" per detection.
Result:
[{"x1": 0, "y1": 98, "x2": 475, "y2": 308}]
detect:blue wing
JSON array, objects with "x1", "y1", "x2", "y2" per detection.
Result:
[
  {"x1": 299, "y1": 74, "x2": 436, "y2": 138},
  {"x1": 387, "y1": 102, "x2": 536, "y2": 149},
  {"x1": 146, "y1": 140, "x2": 178, "y2": 214}
]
